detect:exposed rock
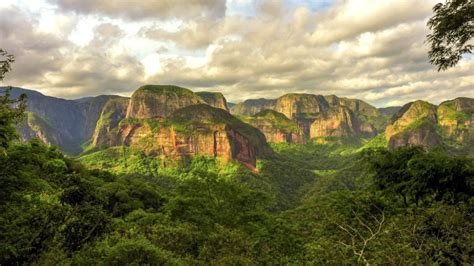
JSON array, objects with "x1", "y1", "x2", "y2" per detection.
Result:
[
  {"x1": 275, "y1": 93, "x2": 329, "y2": 120},
  {"x1": 196, "y1": 91, "x2": 229, "y2": 111},
  {"x1": 385, "y1": 100, "x2": 440, "y2": 150},
  {"x1": 245, "y1": 110, "x2": 305, "y2": 144},
  {"x1": 8, "y1": 87, "x2": 117, "y2": 154},
  {"x1": 325, "y1": 95, "x2": 387, "y2": 132},
  {"x1": 437, "y1": 97, "x2": 474, "y2": 144},
  {"x1": 230, "y1": 98, "x2": 277, "y2": 116},
  {"x1": 99, "y1": 104, "x2": 272, "y2": 170},
  {"x1": 388, "y1": 123, "x2": 442, "y2": 150},
  {"x1": 126, "y1": 85, "x2": 204, "y2": 119},
  {"x1": 17, "y1": 112, "x2": 63, "y2": 147},
  {"x1": 309, "y1": 106, "x2": 374, "y2": 138},
  {"x1": 92, "y1": 97, "x2": 130, "y2": 147}
]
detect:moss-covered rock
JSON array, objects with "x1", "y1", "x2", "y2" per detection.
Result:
[
  {"x1": 196, "y1": 91, "x2": 229, "y2": 111},
  {"x1": 385, "y1": 100, "x2": 440, "y2": 150},
  {"x1": 126, "y1": 85, "x2": 204, "y2": 119},
  {"x1": 245, "y1": 110, "x2": 305, "y2": 144},
  {"x1": 230, "y1": 99, "x2": 277, "y2": 116}
]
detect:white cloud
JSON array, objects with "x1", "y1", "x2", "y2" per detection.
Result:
[{"x1": 1, "y1": 0, "x2": 472, "y2": 107}]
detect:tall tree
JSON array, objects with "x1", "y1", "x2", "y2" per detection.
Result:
[
  {"x1": 0, "y1": 49, "x2": 26, "y2": 153},
  {"x1": 427, "y1": 0, "x2": 474, "y2": 71}
]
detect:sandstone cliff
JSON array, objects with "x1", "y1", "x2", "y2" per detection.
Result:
[
  {"x1": 244, "y1": 110, "x2": 305, "y2": 144},
  {"x1": 385, "y1": 100, "x2": 441, "y2": 150},
  {"x1": 196, "y1": 91, "x2": 229, "y2": 111},
  {"x1": 309, "y1": 106, "x2": 376, "y2": 138},
  {"x1": 230, "y1": 99, "x2": 277, "y2": 116},
  {"x1": 95, "y1": 104, "x2": 271, "y2": 169},
  {"x1": 437, "y1": 97, "x2": 474, "y2": 144},
  {"x1": 92, "y1": 97, "x2": 130, "y2": 147},
  {"x1": 275, "y1": 93, "x2": 330, "y2": 120},
  {"x1": 126, "y1": 85, "x2": 204, "y2": 119}
]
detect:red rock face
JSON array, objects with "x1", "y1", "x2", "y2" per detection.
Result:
[
  {"x1": 103, "y1": 121, "x2": 262, "y2": 170},
  {"x1": 388, "y1": 124, "x2": 442, "y2": 151},
  {"x1": 125, "y1": 87, "x2": 204, "y2": 119}
]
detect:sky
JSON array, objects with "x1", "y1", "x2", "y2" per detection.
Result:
[{"x1": 0, "y1": 0, "x2": 472, "y2": 107}]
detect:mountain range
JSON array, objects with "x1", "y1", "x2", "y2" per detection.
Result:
[{"x1": 5, "y1": 85, "x2": 473, "y2": 169}]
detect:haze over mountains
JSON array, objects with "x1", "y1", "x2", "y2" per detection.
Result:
[{"x1": 6, "y1": 85, "x2": 473, "y2": 169}]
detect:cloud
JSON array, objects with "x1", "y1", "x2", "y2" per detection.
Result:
[
  {"x1": 1, "y1": 0, "x2": 473, "y2": 107},
  {"x1": 49, "y1": 0, "x2": 226, "y2": 21}
]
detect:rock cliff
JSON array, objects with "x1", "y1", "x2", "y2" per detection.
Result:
[
  {"x1": 275, "y1": 93, "x2": 330, "y2": 120},
  {"x1": 230, "y1": 99, "x2": 277, "y2": 116},
  {"x1": 196, "y1": 91, "x2": 229, "y2": 111},
  {"x1": 126, "y1": 85, "x2": 204, "y2": 119},
  {"x1": 99, "y1": 104, "x2": 271, "y2": 170},
  {"x1": 385, "y1": 100, "x2": 441, "y2": 150},
  {"x1": 92, "y1": 97, "x2": 130, "y2": 147},
  {"x1": 8, "y1": 87, "x2": 117, "y2": 154},
  {"x1": 244, "y1": 110, "x2": 305, "y2": 144},
  {"x1": 437, "y1": 97, "x2": 474, "y2": 144}
]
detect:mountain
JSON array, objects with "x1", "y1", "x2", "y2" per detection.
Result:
[
  {"x1": 92, "y1": 97, "x2": 129, "y2": 147},
  {"x1": 272, "y1": 93, "x2": 379, "y2": 139},
  {"x1": 90, "y1": 86, "x2": 271, "y2": 170},
  {"x1": 196, "y1": 91, "x2": 229, "y2": 111},
  {"x1": 7, "y1": 86, "x2": 472, "y2": 157},
  {"x1": 378, "y1": 106, "x2": 402, "y2": 116},
  {"x1": 243, "y1": 110, "x2": 305, "y2": 144},
  {"x1": 309, "y1": 106, "x2": 376, "y2": 139},
  {"x1": 7, "y1": 87, "x2": 119, "y2": 154},
  {"x1": 385, "y1": 100, "x2": 442, "y2": 150},
  {"x1": 125, "y1": 85, "x2": 204, "y2": 119},
  {"x1": 230, "y1": 98, "x2": 277, "y2": 116}
]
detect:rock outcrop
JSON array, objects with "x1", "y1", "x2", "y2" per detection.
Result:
[
  {"x1": 385, "y1": 101, "x2": 441, "y2": 150},
  {"x1": 196, "y1": 91, "x2": 229, "y2": 111},
  {"x1": 245, "y1": 110, "x2": 305, "y2": 144},
  {"x1": 99, "y1": 104, "x2": 271, "y2": 170},
  {"x1": 126, "y1": 85, "x2": 204, "y2": 119},
  {"x1": 230, "y1": 99, "x2": 277, "y2": 116},
  {"x1": 92, "y1": 97, "x2": 130, "y2": 147},
  {"x1": 8, "y1": 87, "x2": 118, "y2": 154},
  {"x1": 17, "y1": 112, "x2": 63, "y2": 148},
  {"x1": 275, "y1": 93, "x2": 330, "y2": 120},
  {"x1": 309, "y1": 106, "x2": 376, "y2": 138},
  {"x1": 437, "y1": 97, "x2": 474, "y2": 144}
]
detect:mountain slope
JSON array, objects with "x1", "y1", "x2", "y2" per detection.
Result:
[
  {"x1": 243, "y1": 110, "x2": 305, "y2": 144},
  {"x1": 196, "y1": 91, "x2": 229, "y2": 111},
  {"x1": 230, "y1": 98, "x2": 277, "y2": 116}
]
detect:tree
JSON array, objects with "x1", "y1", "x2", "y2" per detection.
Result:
[
  {"x1": 0, "y1": 49, "x2": 26, "y2": 153},
  {"x1": 427, "y1": 0, "x2": 474, "y2": 71}
]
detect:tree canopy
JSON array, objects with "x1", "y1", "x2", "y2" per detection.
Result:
[{"x1": 427, "y1": 0, "x2": 474, "y2": 71}]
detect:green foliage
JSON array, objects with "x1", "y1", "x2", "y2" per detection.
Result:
[
  {"x1": 427, "y1": 0, "x2": 473, "y2": 71},
  {"x1": 366, "y1": 147, "x2": 474, "y2": 206}
]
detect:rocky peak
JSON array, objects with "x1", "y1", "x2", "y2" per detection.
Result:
[
  {"x1": 310, "y1": 106, "x2": 361, "y2": 138},
  {"x1": 245, "y1": 110, "x2": 305, "y2": 144},
  {"x1": 385, "y1": 100, "x2": 440, "y2": 150},
  {"x1": 96, "y1": 104, "x2": 271, "y2": 170},
  {"x1": 196, "y1": 91, "x2": 229, "y2": 111},
  {"x1": 230, "y1": 98, "x2": 277, "y2": 116},
  {"x1": 126, "y1": 85, "x2": 204, "y2": 119},
  {"x1": 275, "y1": 93, "x2": 330, "y2": 120},
  {"x1": 92, "y1": 97, "x2": 130, "y2": 147},
  {"x1": 437, "y1": 97, "x2": 474, "y2": 144}
]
